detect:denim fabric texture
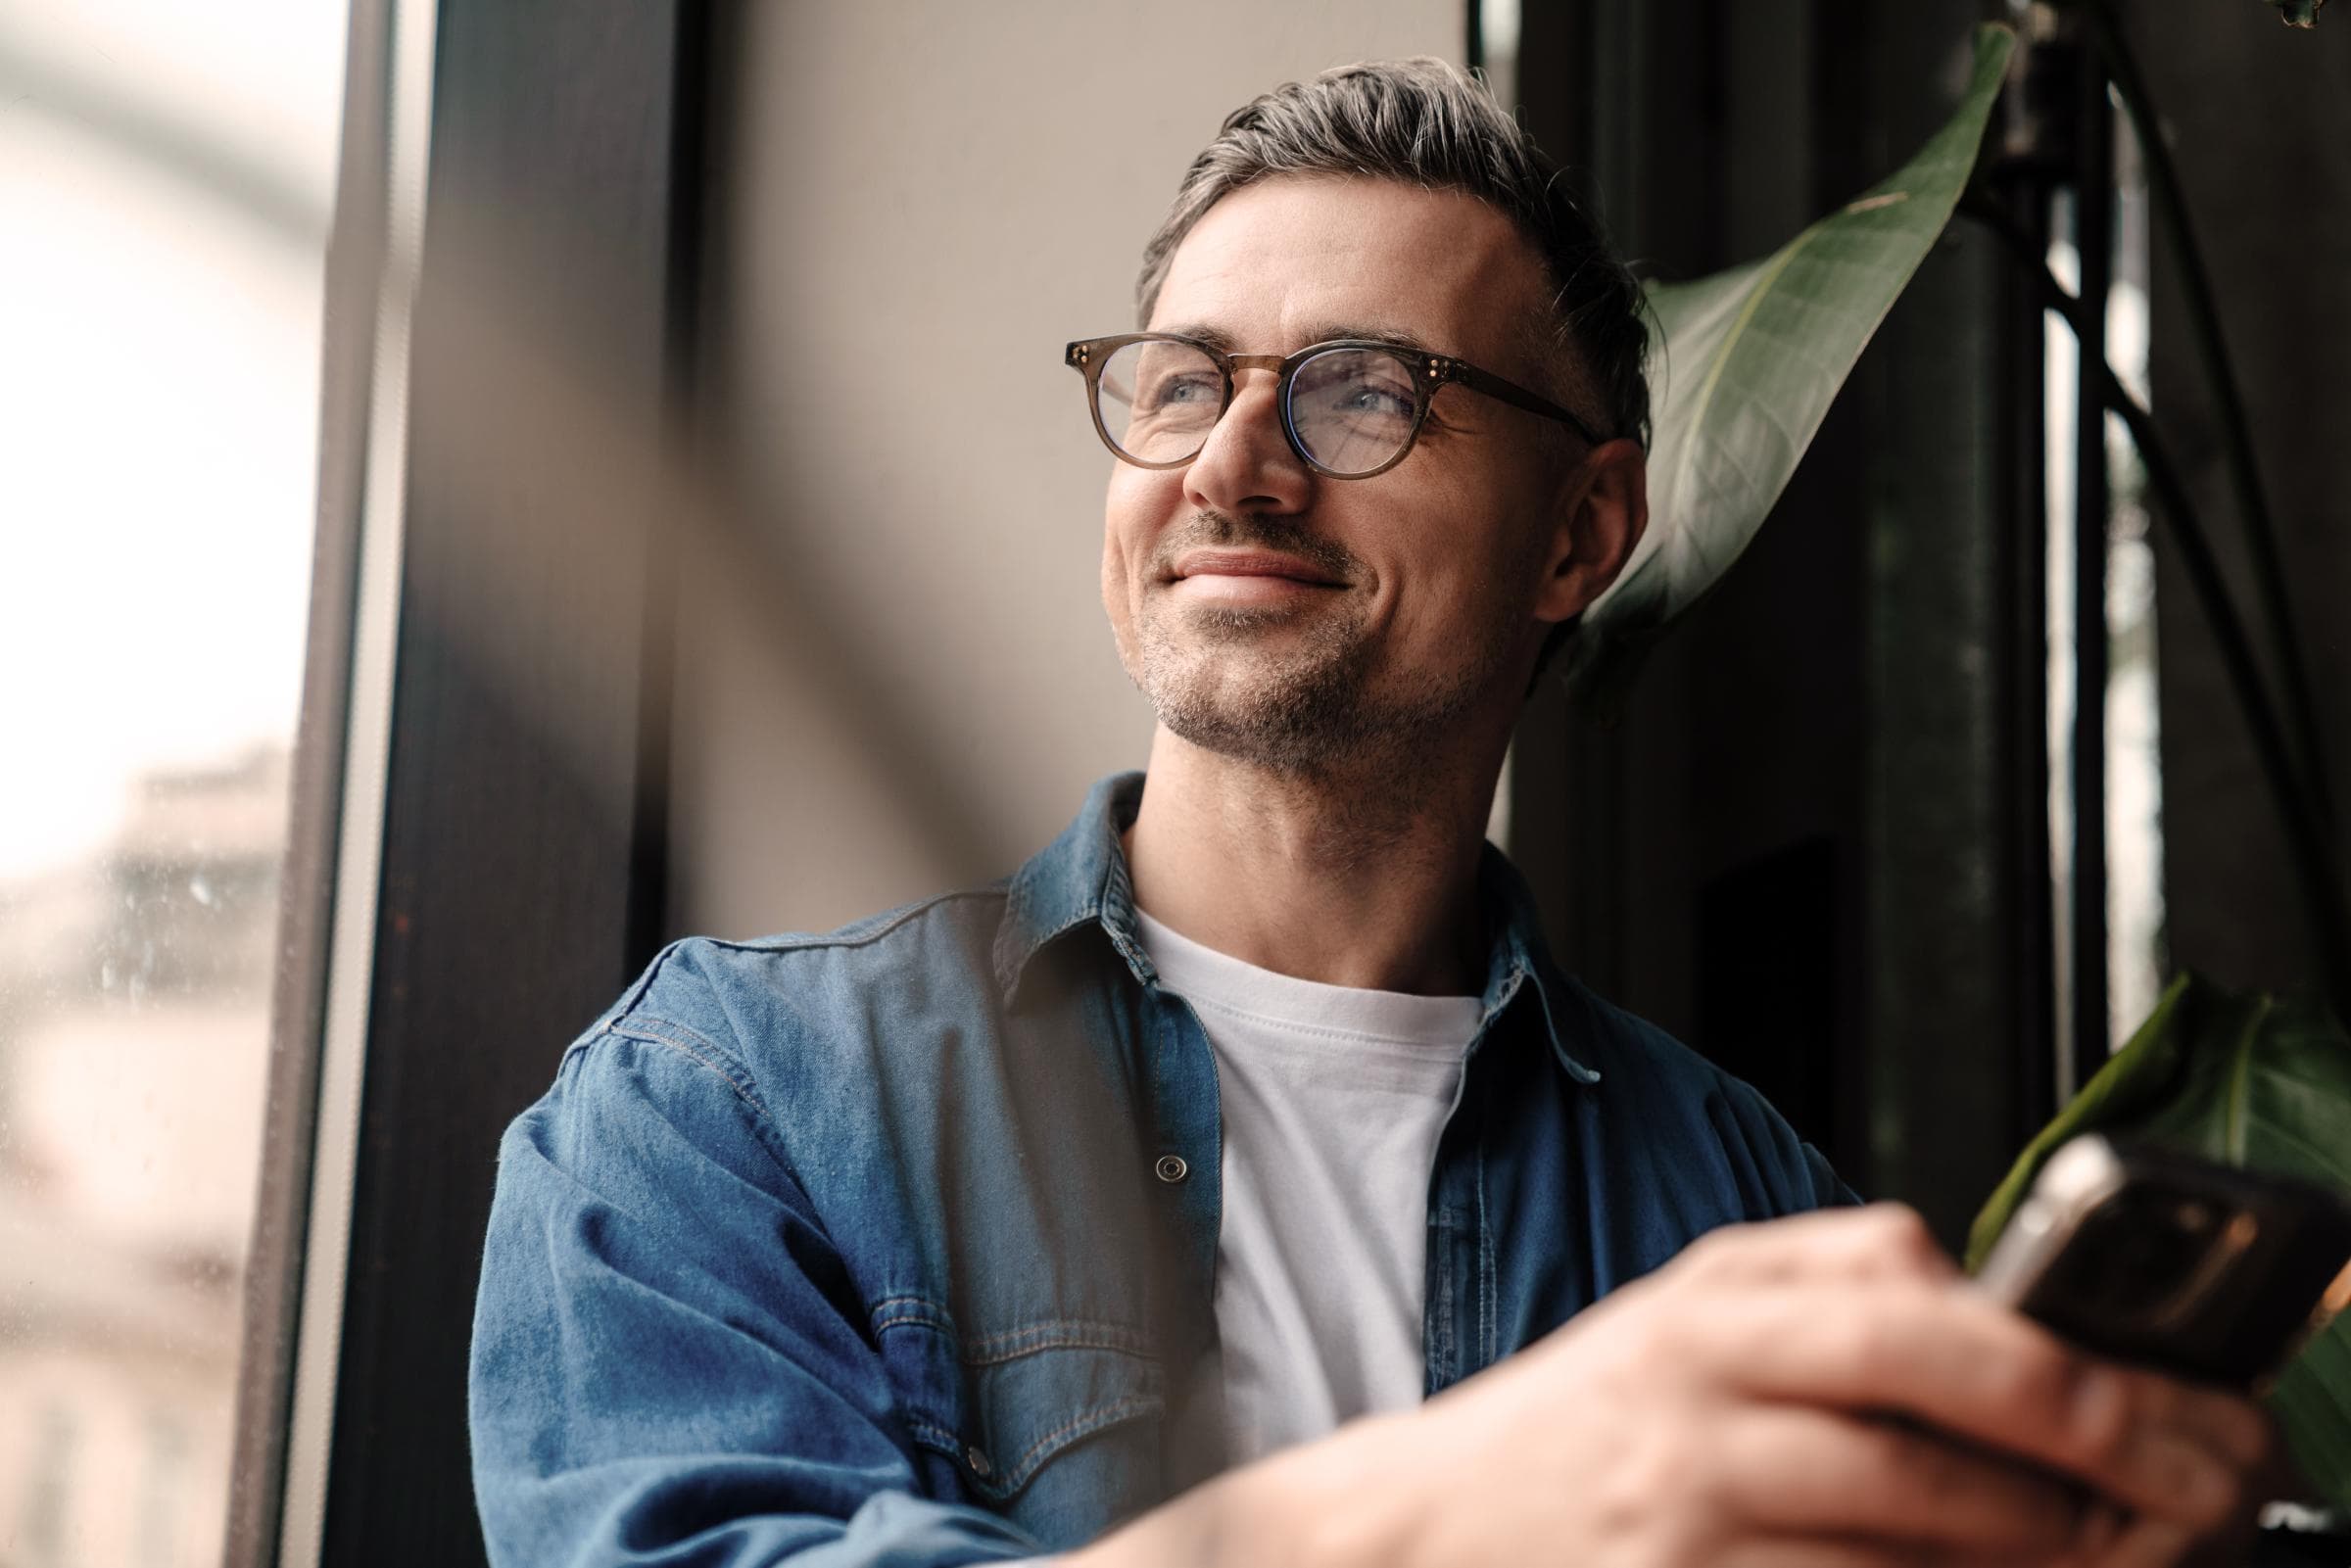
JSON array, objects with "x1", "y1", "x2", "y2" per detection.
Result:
[{"x1": 468, "y1": 771, "x2": 1854, "y2": 1567}]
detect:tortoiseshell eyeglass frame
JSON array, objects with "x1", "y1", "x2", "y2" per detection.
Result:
[{"x1": 1063, "y1": 331, "x2": 1609, "y2": 480}]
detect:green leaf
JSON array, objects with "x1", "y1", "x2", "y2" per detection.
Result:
[
  {"x1": 1967, "y1": 973, "x2": 2351, "y2": 1510},
  {"x1": 1559, "y1": 23, "x2": 2018, "y2": 719}
]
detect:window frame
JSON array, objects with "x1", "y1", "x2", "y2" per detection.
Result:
[{"x1": 226, "y1": 2, "x2": 707, "y2": 1564}]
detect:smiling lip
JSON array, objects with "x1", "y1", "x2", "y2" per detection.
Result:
[{"x1": 1171, "y1": 549, "x2": 1344, "y2": 586}]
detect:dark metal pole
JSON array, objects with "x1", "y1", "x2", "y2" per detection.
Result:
[
  {"x1": 2070, "y1": 46, "x2": 2114, "y2": 1089},
  {"x1": 1987, "y1": 55, "x2": 2062, "y2": 1141}
]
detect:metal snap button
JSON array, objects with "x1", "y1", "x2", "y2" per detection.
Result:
[
  {"x1": 965, "y1": 1444, "x2": 992, "y2": 1478},
  {"x1": 1155, "y1": 1154, "x2": 1188, "y2": 1184}
]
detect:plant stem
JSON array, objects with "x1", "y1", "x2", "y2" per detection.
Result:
[
  {"x1": 1959, "y1": 192, "x2": 2351, "y2": 1026},
  {"x1": 2081, "y1": 0, "x2": 2332, "y2": 825}
]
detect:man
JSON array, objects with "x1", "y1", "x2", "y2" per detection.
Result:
[{"x1": 470, "y1": 59, "x2": 2272, "y2": 1567}]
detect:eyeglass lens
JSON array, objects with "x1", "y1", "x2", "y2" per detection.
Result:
[{"x1": 1094, "y1": 340, "x2": 1420, "y2": 477}]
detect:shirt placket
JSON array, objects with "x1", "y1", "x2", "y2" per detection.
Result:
[
  {"x1": 1138, "y1": 981, "x2": 1227, "y2": 1493},
  {"x1": 1424, "y1": 978, "x2": 1512, "y2": 1396}
]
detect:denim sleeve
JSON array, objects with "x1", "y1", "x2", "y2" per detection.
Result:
[
  {"x1": 1699, "y1": 1060, "x2": 1864, "y2": 1216},
  {"x1": 1803, "y1": 1138, "x2": 1865, "y2": 1208},
  {"x1": 468, "y1": 1021, "x2": 1046, "y2": 1568}
]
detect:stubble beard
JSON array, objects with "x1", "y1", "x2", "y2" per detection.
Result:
[{"x1": 1121, "y1": 513, "x2": 1528, "y2": 786}]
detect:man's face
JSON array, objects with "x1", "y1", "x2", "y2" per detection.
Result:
[{"x1": 1100, "y1": 174, "x2": 1596, "y2": 780}]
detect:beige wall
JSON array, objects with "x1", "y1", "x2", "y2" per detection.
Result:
[{"x1": 673, "y1": 1, "x2": 1464, "y2": 939}]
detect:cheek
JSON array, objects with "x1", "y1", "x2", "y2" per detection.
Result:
[
  {"x1": 1386, "y1": 492, "x2": 1547, "y2": 643},
  {"x1": 1389, "y1": 568, "x2": 1485, "y2": 649},
  {"x1": 1098, "y1": 528, "x2": 1128, "y2": 638},
  {"x1": 1406, "y1": 475, "x2": 1526, "y2": 594},
  {"x1": 1099, "y1": 467, "x2": 1166, "y2": 643},
  {"x1": 1102, "y1": 467, "x2": 1180, "y2": 578},
  {"x1": 1454, "y1": 471, "x2": 1553, "y2": 592}
]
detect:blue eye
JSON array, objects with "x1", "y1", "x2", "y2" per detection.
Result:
[
  {"x1": 1339, "y1": 382, "x2": 1414, "y2": 417},
  {"x1": 1291, "y1": 354, "x2": 1415, "y2": 424},
  {"x1": 1151, "y1": 372, "x2": 1221, "y2": 407}
]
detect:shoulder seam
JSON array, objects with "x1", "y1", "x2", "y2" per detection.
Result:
[
  {"x1": 603, "y1": 1014, "x2": 774, "y2": 1131},
  {"x1": 576, "y1": 1019, "x2": 819, "y2": 1197},
  {"x1": 685, "y1": 886, "x2": 1008, "y2": 958}
]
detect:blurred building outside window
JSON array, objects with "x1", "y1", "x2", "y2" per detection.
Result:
[{"x1": 0, "y1": 3, "x2": 347, "y2": 1565}]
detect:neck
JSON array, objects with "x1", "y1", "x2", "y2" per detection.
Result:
[{"x1": 1120, "y1": 725, "x2": 1508, "y2": 996}]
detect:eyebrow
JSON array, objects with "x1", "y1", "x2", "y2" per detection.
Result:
[{"x1": 1155, "y1": 321, "x2": 1443, "y2": 357}]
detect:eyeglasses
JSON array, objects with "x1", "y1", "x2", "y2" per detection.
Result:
[{"x1": 1064, "y1": 332, "x2": 1607, "y2": 480}]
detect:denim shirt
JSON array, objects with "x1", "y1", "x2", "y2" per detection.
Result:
[{"x1": 469, "y1": 771, "x2": 1850, "y2": 1567}]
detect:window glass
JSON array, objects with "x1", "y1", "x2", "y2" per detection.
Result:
[{"x1": 0, "y1": 4, "x2": 346, "y2": 1564}]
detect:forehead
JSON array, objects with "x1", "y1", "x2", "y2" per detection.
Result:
[{"x1": 1147, "y1": 174, "x2": 1550, "y2": 372}]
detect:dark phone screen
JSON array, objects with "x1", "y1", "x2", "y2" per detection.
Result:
[{"x1": 2020, "y1": 1162, "x2": 2351, "y2": 1387}]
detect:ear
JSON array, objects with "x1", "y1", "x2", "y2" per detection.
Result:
[{"x1": 1533, "y1": 439, "x2": 1649, "y2": 626}]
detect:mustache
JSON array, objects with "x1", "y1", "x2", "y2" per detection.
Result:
[{"x1": 1155, "y1": 508, "x2": 1361, "y2": 583}]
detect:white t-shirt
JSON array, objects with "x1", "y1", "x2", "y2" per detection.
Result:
[{"x1": 1131, "y1": 906, "x2": 1484, "y2": 1465}]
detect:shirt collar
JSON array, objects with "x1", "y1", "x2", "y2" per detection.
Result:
[{"x1": 994, "y1": 770, "x2": 1601, "y2": 1085}]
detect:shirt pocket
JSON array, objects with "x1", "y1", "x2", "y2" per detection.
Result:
[{"x1": 909, "y1": 1321, "x2": 1168, "y2": 1539}]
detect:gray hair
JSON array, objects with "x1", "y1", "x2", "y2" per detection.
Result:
[{"x1": 1135, "y1": 57, "x2": 1652, "y2": 456}]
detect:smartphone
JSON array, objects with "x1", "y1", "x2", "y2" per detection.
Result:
[{"x1": 1974, "y1": 1134, "x2": 2351, "y2": 1390}]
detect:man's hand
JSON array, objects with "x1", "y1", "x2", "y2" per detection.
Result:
[{"x1": 1075, "y1": 1204, "x2": 2277, "y2": 1568}]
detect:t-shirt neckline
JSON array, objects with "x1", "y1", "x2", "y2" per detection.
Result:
[{"x1": 1131, "y1": 906, "x2": 1484, "y2": 1050}]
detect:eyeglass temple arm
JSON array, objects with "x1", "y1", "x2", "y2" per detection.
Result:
[{"x1": 1447, "y1": 360, "x2": 1608, "y2": 447}]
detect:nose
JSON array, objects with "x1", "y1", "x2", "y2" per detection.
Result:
[{"x1": 1180, "y1": 364, "x2": 1313, "y2": 517}]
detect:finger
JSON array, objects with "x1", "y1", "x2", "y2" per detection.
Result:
[
  {"x1": 1712, "y1": 1404, "x2": 2093, "y2": 1557},
  {"x1": 2039, "y1": 1502, "x2": 2127, "y2": 1567},
  {"x1": 2087, "y1": 1517, "x2": 2193, "y2": 1568},
  {"x1": 2054, "y1": 1357, "x2": 2268, "y2": 1518},
  {"x1": 1701, "y1": 1283, "x2": 2254, "y2": 1533},
  {"x1": 1671, "y1": 1204, "x2": 1958, "y2": 1287},
  {"x1": 2117, "y1": 1370, "x2": 2273, "y2": 1473}
]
